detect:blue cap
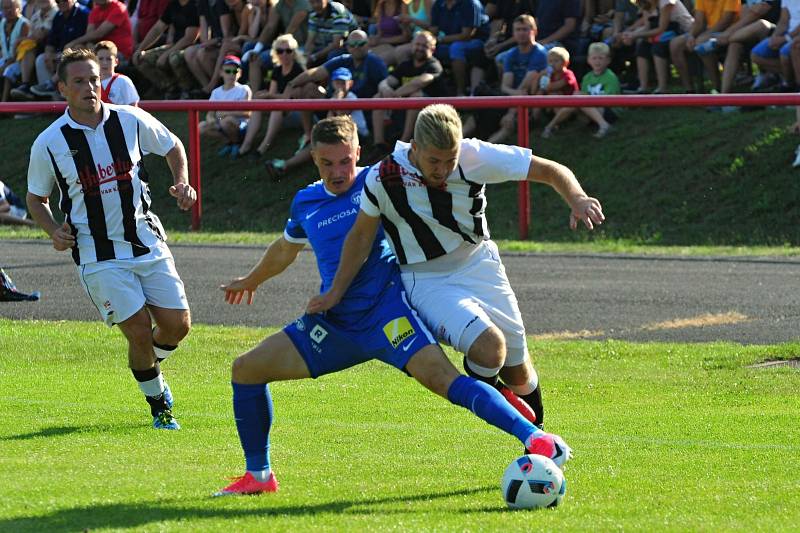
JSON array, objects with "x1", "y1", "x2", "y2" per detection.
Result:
[{"x1": 331, "y1": 67, "x2": 352, "y2": 81}]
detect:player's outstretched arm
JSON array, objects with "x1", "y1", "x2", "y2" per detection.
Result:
[
  {"x1": 165, "y1": 141, "x2": 197, "y2": 211},
  {"x1": 526, "y1": 155, "x2": 605, "y2": 230},
  {"x1": 220, "y1": 236, "x2": 305, "y2": 305},
  {"x1": 306, "y1": 211, "x2": 380, "y2": 314},
  {"x1": 26, "y1": 192, "x2": 75, "y2": 251}
]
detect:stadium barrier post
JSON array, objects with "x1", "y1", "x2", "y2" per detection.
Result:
[
  {"x1": 516, "y1": 105, "x2": 531, "y2": 240},
  {"x1": 188, "y1": 109, "x2": 202, "y2": 231}
]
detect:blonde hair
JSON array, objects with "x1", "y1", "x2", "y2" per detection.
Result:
[
  {"x1": 311, "y1": 115, "x2": 358, "y2": 147},
  {"x1": 587, "y1": 41, "x2": 610, "y2": 57},
  {"x1": 414, "y1": 104, "x2": 462, "y2": 150},
  {"x1": 270, "y1": 33, "x2": 305, "y2": 66},
  {"x1": 548, "y1": 46, "x2": 570, "y2": 64}
]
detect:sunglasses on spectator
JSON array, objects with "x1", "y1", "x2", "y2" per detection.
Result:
[
  {"x1": 223, "y1": 68, "x2": 239, "y2": 74},
  {"x1": 275, "y1": 48, "x2": 294, "y2": 54},
  {"x1": 347, "y1": 40, "x2": 368, "y2": 48}
]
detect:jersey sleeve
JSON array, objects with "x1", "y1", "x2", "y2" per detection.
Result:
[
  {"x1": 359, "y1": 166, "x2": 382, "y2": 217},
  {"x1": 27, "y1": 136, "x2": 57, "y2": 197},
  {"x1": 458, "y1": 138, "x2": 532, "y2": 184},
  {"x1": 283, "y1": 195, "x2": 308, "y2": 244},
  {"x1": 130, "y1": 107, "x2": 178, "y2": 156}
]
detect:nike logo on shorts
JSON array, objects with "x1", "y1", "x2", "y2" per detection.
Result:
[{"x1": 402, "y1": 337, "x2": 417, "y2": 351}]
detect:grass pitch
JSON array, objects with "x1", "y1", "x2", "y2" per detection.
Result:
[{"x1": 1, "y1": 320, "x2": 799, "y2": 532}]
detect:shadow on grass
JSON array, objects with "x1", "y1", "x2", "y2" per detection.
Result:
[
  {"x1": 0, "y1": 486, "x2": 496, "y2": 532},
  {"x1": 2, "y1": 423, "x2": 143, "y2": 441}
]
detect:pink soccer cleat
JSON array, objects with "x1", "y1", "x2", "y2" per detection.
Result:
[
  {"x1": 526, "y1": 433, "x2": 572, "y2": 468},
  {"x1": 497, "y1": 384, "x2": 538, "y2": 424},
  {"x1": 213, "y1": 471, "x2": 279, "y2": 497}
]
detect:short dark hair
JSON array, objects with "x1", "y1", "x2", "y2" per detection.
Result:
[
  {"x1": 311, "y1": 115, "x2": 358, "y2": 147},
  {"x1": 57, "y1": 48, "x2": 98, "y2": 83}
]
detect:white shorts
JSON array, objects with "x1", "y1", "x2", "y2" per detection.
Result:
[
  {"x1": 400, "y1": 241, "x2": 529, "y2": 366},
  {"x1": 78, "y1": 250, "x2": 188, "y2": 327}
]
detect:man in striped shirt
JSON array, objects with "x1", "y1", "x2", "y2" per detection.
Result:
[
  {"x1": 26, "y1": 48, "x2": 196, "y2": 431},
  {"x1": 310, "y1": 104, "x2": 605, "y2": 432},
  {"x1": 304, "y1": 0, "x2": 358, "y2": 67}
]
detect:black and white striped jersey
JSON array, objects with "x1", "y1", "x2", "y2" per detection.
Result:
[
  {"x1": 28, "y1": 104, "x2": 178, "y2": 266},
  {"x1": 360, "y1": 139, "x2": 532, "y2": 265}
]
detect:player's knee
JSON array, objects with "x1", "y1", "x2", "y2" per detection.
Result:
[
  {"x1": 467, "y1": 326, "x2": 506, "y2": 368},
  {"x1": 171, "y1": 313, "x2": 191, "y2": 341},
  {"x1": 231, "y1": 355, "x2": 249, "y2": 381}
]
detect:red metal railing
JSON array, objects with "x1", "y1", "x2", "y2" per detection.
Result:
[{"x1": 4, "y1": 93, "x2": 798, "y2": 238}]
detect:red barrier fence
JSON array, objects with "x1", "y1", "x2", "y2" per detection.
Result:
[{"x1": 4, "y1": 93, "x2": 799, "y2": 238}]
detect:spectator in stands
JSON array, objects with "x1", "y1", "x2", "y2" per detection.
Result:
[
  {"x1": 367, "y1": 30, "x2": 446, "y2": 162},
  {"x1": 9, "y1": 0, "x2": 56, "y2": 100},
  {"x1": 327, "y1": 67, "x2": 368, "y2": 135},
  {"x1": 483, "y1": 0, "x2": 537, "y2": 75},
  {"x1": 199, "y1": 54, "x2": 252, "y2": 157},
  {"x1": 532, "y1": 46, "x2": 579, "y2": 125},
  {"x1": 621, "y1": 0, "x2": 693, "y2": 94},
  {"x1": 0, "y1": 0, "x2": 31, "y2": 103},
  {"x1": 289, "y1": 29, "x2": 388, "y2": 148},
  {"x1": 536, "y1": 0, "x2": 581, "y2": 55},
  {"x1": 241, "y1": 0, "x2": 309, "y2": 92},
  {"x1": 481, "y1": 14, "x2": 547, "y2": 143},
  {"x1": 670, "y1": 0, "x2": 740, "y2": 93},
  {"x1": 65, "y1": 0, "x2": 135, "y2": 61},
  {"x1": 392, "y1": 0, "x2": 434, "y2": 64},
  {"x1": 0, "y1": 179, "x2": 35, "y2": 227},
  {"x1": 29, "y1": 0, "x2": 89, "y2": 99},
  {"x1": 368, "y1": 0, "x2": 410, "y2": 66},
  {"x1": 304, "y1": 0, "x2": 358, "y2": 67},
  {"x1": 131, "y1": 0, "x2": 200, "y2": 99},
  {"x1": 429, "y1": 0, "x2": 491, "y2": 96},
  {"x1": 717, "y1": 1, "x2": 781, "y2": 96},
  {"x1": 583, "y1": 0, "x2": 616, "y2": 40},
  {"x1": 183, "y1": 0, "x2": 232, "y2": 96},
  {"x1": 542, "y1": 41, "x2": 619, "y2": 138},
  {"x1": 94, "y1": 40, "x2": 140, "y2": 103},
  {"x1": 751, "y1": 3, "x2": 798, "y2": 92},
  {"x1": 224, "y1": 0, "x2": 255, "y2": 50},
  {"x1": 239, "y1": 33, "x2": 306, "y2": 158},
  {"x1": 132, "y1": 0, "x2": 171, "y2": 45}
]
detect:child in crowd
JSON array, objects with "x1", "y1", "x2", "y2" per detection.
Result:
[
  {"x1": 199, "y1": 55, "x2": 253, "y2": 159},
  {"x1": 328, "y1": 67, "x2": 369, "y2": 137},
  {"x1": 94, "y1": 41, "x2": 139, "y2": 105},
  {"x1": 543, "y1": 41, "x2": 619, "y2": 139},
  {"x1": 532, "y1": 46, "x2": 580, "y2": 128},
  {"x1": 0, "y1": 179, "x2": 34, "y2": 226}
]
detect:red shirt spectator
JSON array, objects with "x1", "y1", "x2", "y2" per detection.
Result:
[
  {"x1": 88, "y1": 0, "x2": 134, "y2": 58},
  {"x1": 134, "y1": 0, "x2": 171, "y2": 42}
]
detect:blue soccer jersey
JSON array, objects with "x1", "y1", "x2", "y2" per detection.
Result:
[{"x1": 284, "y1": 167, "x2": 396, "y2": 322}]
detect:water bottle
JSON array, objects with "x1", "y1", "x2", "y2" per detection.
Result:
[
  {"x1": 694, "y1": 38, "x2": 718, "y2": 55},
  {"x1": 539, "y1": 66, "x2": 553, "y2": 90}
]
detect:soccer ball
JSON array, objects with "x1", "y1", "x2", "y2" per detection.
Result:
[{"x1": 501, "y1": 454, "x2": 566, "y2": 509}]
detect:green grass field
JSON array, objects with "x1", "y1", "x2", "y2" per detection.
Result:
[{"x1": 1, "y1": 320, "x2": 798, "y2": 532}]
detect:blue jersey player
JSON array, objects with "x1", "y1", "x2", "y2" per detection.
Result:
[{"x1": 214, "y1": 116, "x2": 570, "y2": 496}]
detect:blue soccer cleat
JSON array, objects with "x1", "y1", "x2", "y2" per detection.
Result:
[{"x1": 153, "y1": 409, "x2": 180, "y2": 430}]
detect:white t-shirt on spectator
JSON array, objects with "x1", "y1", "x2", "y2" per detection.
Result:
[
  {"x1": 659, "y1": 0, "x2": 694, "y2": 32},
  {"x1": 210, "y1": 82, "x2": 252, "y2": 103},
  {"x1": 102, "y1": 73, "x2": 140, "y2": 105},
  {"x1": 344, "y1": 92, "x2": 368, "y2": 137}
]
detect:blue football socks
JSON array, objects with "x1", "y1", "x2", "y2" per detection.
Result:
[
  {"x1": 447, "y1": 375, "x2": 543, "y2": 444},
  {"x1": 232, "y1": 382, "x2": 274, "y2": 474}
]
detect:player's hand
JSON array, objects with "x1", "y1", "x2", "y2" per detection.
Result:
[
  {"x1": 306, "y1": 290, "x2": 340, "y2": 314},
  {"x1": 569, "y1": 195, "x2": 604, "y2": 230},
  {"x1": 169, "y1": 182, "x2": 197, "y2": 210},
  {"x1": 51, "y1": 222, "x2": 76, "y2": 251},
  {"x1": 220, "y1": 277, "x2": 258, "y2": 305}
]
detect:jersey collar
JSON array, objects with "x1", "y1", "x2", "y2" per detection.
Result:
[{"x1": 64, "y1": 103, "x2": 111, "y2": 131}]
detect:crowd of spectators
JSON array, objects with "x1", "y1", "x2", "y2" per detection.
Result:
[{"x1": 1, "y1": 0, "x2": 798, "y2": 168}]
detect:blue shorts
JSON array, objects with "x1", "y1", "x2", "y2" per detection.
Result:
[
  {"x1": 752, "y1": 36, "x2": 791, "y2": 59},
  {"x1": 284, "y1": 278, "x2": 437, "y2": 378}
]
